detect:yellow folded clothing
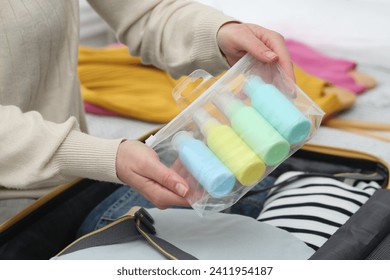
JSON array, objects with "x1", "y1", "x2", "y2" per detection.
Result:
[
  {"x1": 78, "y1": 46, "x2": 355, "y2": 123},
  {"x1": 78, "y1": 46, "x2": 183, "y2": 123},
  {"x1": 293, "y1": 65, "x2": 355, "y2": 120}
]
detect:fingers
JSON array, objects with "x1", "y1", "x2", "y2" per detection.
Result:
[
  {"x1": 130, "y1": 172, "x2": 190, "y2": 209},
  {"x1": 246, "y1": 24, "x2": 295, "y2": 81},
  {"x1": 128, "y1": 156, "x2": 190, "y2": 208},
  {"x1": 239, "y1": 27, "x2": 278, "y2": 62},
  {"x1": 141, "y1": 156, "x2": 189, "y2": 198},
  {"x1": 217, "y1": 23, "x2": 295, "y2": 81},
  {"x1": 116, "y1": 140, "x2": 190, "y2": 209},
  {"x1": 132, "y1": 175, "x2": 189, "y2": 209}
]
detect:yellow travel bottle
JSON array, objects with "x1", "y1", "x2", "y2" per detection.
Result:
[{"x1": 193, "y1": 108, "x2": 265, "y2": 186}]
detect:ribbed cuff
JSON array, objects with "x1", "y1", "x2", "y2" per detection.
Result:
[
  {"x1": 191, "y1": 11, "x2": 237, "y2": 75},
  {"x1": 53, "y1": 130, "x2": 124, "y2": 184}
]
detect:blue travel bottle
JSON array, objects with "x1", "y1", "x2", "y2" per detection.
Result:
[{"x1": 171, "y1": 131, "x2": 236, "y2": 198}]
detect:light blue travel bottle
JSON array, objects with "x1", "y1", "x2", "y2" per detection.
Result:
[
  {"x1": 244, "y1": 76, "x2": 312, "y2": 144},
  {"x1": 171, "y1": 131, "x2": 236, "y2": 198}
]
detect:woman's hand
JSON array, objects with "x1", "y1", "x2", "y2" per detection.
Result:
[
  {"x1": 115, "y1": 140, "x2": 190, "y2": 209},
  {"x1": 217, "y1": 22, "x2": 295, "y2": 81}
]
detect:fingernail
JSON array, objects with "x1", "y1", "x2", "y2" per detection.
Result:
[
  {"x1": 175, "y1": 183, "x2": 188, "y2": 197},
  {"x1": 265, "y1": 50, "x2": 277, "y2": 60}
]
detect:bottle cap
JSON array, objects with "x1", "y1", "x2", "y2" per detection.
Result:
[
  {"x1": 213, "y1": 91, "x2": 244, "y2": 118},
  {"x1": 244, "y1": 76, "x2": 265, "y2": 99},
  {"x1": 193, "y1": 108, "x2": 220, "y2": 136},
  {"x1": 171, "y1": 131, "x2": 194, "y2": 150}
]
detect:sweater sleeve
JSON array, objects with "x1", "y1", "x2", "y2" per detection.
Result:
[
  {"x1": 0, "y1": 105, "x2": 123, "y2": 190},
  {"x1": 87, "y1": 0, "x2": 235, "y2": 78}
]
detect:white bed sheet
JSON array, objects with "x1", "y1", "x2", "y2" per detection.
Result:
[{"x1": 196, "y1": 0, "x2": 390, "y2": 69}]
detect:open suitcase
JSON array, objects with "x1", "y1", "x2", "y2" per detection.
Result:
[{"x1": 1, "y1": 137, "x2": 389, "y2": 260}]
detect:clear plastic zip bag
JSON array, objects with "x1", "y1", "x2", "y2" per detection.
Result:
[{"x1": 145, "y1": 54, "x2": 325, "y2": 216}]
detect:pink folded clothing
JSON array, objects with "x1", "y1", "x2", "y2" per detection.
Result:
[
  {"x1": 107, "y1": 42, "x2": 124, "y2": 48},
  {"x1": 84, "y1": 102, "x2": 119, "y2": 116},
  {"x1": 286, "y1": 39, "x2": 367, "y2": 94}
]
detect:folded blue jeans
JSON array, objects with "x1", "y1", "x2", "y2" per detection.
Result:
[
  {"x1": 77, "y1": 185, "x2": 155, "y2": 237},
  {"x1": 226, "y1": 176, "x2": 276, "y2": 218}
]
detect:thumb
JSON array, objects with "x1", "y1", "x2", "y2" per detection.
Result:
[
  {"x1": 239, "y1": 29, "x2": 279, "y2": 63},
  {"x1": 145, "y1": 159, "x2": 189, "y2": 198}
]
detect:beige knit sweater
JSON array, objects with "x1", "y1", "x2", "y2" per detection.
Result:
[{"x1": 0, "y1": 0, "x2": 233, "y2": 199}]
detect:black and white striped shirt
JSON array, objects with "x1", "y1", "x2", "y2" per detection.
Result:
[{"x1": 257, "y1": 172, "x2": 381, "y2": 250}]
